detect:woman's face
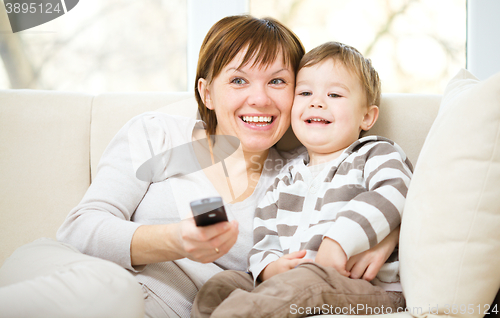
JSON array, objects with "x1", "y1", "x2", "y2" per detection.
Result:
[{"x1": 198, "y1": 50, "x2": 295, "y2": 154}]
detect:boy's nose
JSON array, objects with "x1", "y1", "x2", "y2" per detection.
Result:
[
  {"x1": 310, "y1": 103, "x2": 323, "y2": 108},
  {"x1": 310, "y1": 95, "x2": 326, "y2": 108},
  {"x1": 309, "y1": 100, "x2": 325, "y2": 108}
]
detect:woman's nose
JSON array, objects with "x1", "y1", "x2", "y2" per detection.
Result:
[{"x1": 247, "y1": 85, "x2": 271, "y2": 107}]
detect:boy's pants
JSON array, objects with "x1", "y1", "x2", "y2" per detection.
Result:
[{"x1": 192, "y1": 262, "x2": 405, "y2": 318}]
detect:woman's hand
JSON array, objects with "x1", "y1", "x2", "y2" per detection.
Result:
[
  {"x1": 315, "y1": 237, "x2": 350, "y2": 277},
  {"x1": 130, "y1": 219, "x2": 239, "y2": 266},
  {"x1": 260, "y1": 250, "x2": 313, "y2": 282},
  {"x1": 346, "y1": 226, "x2": 400, "y2": 281},
  {"x1": 177, "y1": 218, "x2": 239, "y2": 263}
]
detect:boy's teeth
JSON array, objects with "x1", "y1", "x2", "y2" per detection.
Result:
[
  {"x1": 242, "y1": 116, "x2": 273, "y2": 123},
  {"x1": 307, "y1": 118, "x2": 330, "y2": 123}
]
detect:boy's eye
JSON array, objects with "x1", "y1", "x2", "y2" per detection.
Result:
[
  {"x1": 269, "y1": 78, "x2": 285, "y2": 85},
  {"x1": 329, "y1": 93, "x2": 341, "y2": 98},
  {"x1": 231, "y1": 78, "x2": 247, "y2": 85},
  {"x1": 299, "y1": 91, "x2": 312, "y2": 96}
]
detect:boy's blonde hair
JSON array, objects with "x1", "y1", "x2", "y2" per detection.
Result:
[{"x1": 299, "y1": 41, "x2": 381, "y2": 107}]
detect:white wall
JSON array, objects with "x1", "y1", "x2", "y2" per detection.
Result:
[
  {"x1": 187, "y1": 0, "x2": 248, "y2": 90},
  {"x1": 467, "y1": 0, "x2": 500, "y2": 80}
]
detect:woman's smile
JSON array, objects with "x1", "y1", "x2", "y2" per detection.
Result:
[{"x1": 240, "y1": 115, "x2": 274, "y2": 126}]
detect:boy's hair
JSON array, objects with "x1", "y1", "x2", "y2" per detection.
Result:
[{"x1": 299, "y1": 41, "x2": 381, "y2": 107}]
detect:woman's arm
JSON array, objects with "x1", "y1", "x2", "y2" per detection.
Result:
[{"x1": 58, "y1": 114, "x2": 239, "y2": 269}]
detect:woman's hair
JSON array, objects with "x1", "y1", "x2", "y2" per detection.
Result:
[
  {"x1": 299, "y1": 41, "x2": 381, "y2": 107},
  {"x1": 195, "y1": 15, "x2": 305, "y2": 136}
]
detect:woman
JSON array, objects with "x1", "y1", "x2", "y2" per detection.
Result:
[
  {"x1": 1, "y1": 15, "x2": 399, "y2": 318},
  {"x1": 58, "y1": 15, "x2": 306, "y2": 317}
]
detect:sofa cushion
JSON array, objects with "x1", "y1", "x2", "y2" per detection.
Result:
[
  {"x1": 400, "y1": 69, "x2": 500, "y2": 316},
  {"x1": 0, "y1": 90, "x2": 93, "y2": 265},
  {"x1": 368, "y1": 93, "x2": 441, "y2": 166}
]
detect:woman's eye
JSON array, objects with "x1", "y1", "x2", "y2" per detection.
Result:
[
  {"x1": 270, "y1": 78, "x2": 285, "y2": 85},
  {"x1": 231, "y1": 78, "x2": 247, "y2": 85}
]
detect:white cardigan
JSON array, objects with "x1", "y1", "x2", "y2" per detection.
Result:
[{"x1": 57, "y1": 113, "x2": 297, "y2": 317}]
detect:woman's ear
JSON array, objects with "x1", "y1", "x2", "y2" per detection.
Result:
[
  {"x1": 360, "y1": 105, "x2": 379, "y2": 131},
  {"x1": 197, "y1": 78, "x2": 214, "y2": 110}
]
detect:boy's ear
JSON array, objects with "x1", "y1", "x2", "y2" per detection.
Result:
[
  {"x1": 197, "y1": 78, "x2": 214, "y2": 110},
  {"x1": 360, "y1": 105, "x2": 379, "y2": 131}
]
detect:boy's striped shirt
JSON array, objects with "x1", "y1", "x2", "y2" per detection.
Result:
[{"x1": 248, "y1": 136, "x2": 413, "y2": 291}]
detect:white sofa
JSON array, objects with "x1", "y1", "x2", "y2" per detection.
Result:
[{"x1": 0, "y1": 69, "x2": 499, "y2": 317}]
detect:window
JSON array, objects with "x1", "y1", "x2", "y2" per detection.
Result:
[
  {"x1": 0, "y1": 0, "x2": 187, "y2": 93},
  {"x1": 0, "y1": 0, "x2": 469, "y2": 94},
  {"x1": 250, "y1": 0, "x2": 466, "y2": 94}
]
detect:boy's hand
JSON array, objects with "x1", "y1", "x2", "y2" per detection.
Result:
[
  {"x1": 346, "y1": 227, "x2": 400, "y2": 281},
  {"x1": 260, "y1": 250, "x2": 313, "y2": 281},
  {"x1": 315, "y1": 237, "x2": 350, "y2": 277}
]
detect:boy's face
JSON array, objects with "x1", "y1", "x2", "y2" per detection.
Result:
[{"x1": 291, "y1": 59, "x2": 377, "y2": 161}]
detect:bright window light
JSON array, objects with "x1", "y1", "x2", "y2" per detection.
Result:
[{"x1": 250, "y1": 0, "x2": 466, "y2": 94}]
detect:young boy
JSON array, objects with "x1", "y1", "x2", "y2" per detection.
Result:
[{"x1": 192, "y1": 42, "x2": 413, "y2": 318}]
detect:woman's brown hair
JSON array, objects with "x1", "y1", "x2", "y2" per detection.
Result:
[{"x1": 195, "y1": 15, "x2": 305, "y2": 136}]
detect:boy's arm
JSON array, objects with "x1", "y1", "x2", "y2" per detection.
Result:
[
  {"x1": 260, "y1": 250, "x2": 312, "y2": 281},
  {"x1": 316, "y1": 226, "x2": 401, "y2": 280},
  {"x1": 323, "y1": 142, "x2": 412, "y2": 260},
  {"x1": 248, "y1": 173, "x2": 313, "y2": 283},
  {"x1": 247, "y1": 181, "x2": 284, "y2": 283}
]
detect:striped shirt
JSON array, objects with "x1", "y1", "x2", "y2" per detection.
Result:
[{"x1": 248, "y1": 136, "x2": 413, "y2": 291}]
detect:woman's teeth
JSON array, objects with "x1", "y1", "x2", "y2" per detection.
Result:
[{"x1": 242, "y1": 116, "x2": 273, "y2": 126}]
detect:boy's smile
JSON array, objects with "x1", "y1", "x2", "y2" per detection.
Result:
[
  {"x1": 291, "y1": 59, "x2": 378, "y2": 165},
  {"x1": 304, "y1": 116, "x2": 332, "y2": 124}
]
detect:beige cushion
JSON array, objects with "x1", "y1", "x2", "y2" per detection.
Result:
[
  {"x1": 0, "y1": 90, "x2": 93, "y2": 265},
  {"x1": 400, "y1": 69, "x2": 500, "y2": 315},
  {"x1": 368, "y1": 93, "x2": 441, "y2": 166},
  {"x1": 90, "y1": 92, "x2": 195, "y2": 180}
]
